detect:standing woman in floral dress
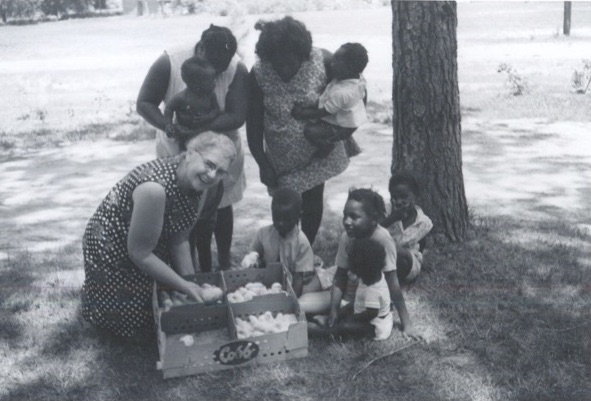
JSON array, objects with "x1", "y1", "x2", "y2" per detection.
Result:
[{"x1": 246, "y1": 16, "x2": 351, "y2": 245}]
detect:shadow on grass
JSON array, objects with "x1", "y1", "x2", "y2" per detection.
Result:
[
  {"x1": 0, "y1": 118, "x2": 154, "y2": 159},
  {"x1": 3, "y1": 213, "x2": 591, "y2": 400},
  {"x1": 4, "y1": 306, "x2": 164, "y2": 401},
  {"x1": 462, "y1": 121, "x2": 591, "y2": 222},
  {"x1": 413, "y1": 216, "x2": 591, "y2": 400},
  {"x1": 0, "y1": 136, "x2": 155, "y2": 259},
  {"x1": 0, "y1": 254, "x2": 37, "y2": 346}
]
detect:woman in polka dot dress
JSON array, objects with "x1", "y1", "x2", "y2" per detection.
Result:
[{"x1": 81, "y1": 132, "x2": 236, "y2": 336}]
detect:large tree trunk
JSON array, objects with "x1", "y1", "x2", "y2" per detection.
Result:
[{"x1": 391, "y1": 0, "x2": 469, "y2": 243}]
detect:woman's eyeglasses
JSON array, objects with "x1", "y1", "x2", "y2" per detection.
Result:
[{"x1": 197, "y1": 151, "x2": 228, "y2": 178}]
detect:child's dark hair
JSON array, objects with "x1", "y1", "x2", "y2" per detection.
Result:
[
  {"x1": 272, "y1": 188, "x2": 302, "y2": 212},
  {"x1": 347, "y1": 188, "x2": 386, "y2": 222},
  {"x1": 389, "y1": 170, "x2": 420, "y2": 196},
  {"x1": 181, "y1": 57, "x2": 214, "y2": 87},
  {"x1": 254, "y1": 16, "x2": 312, "y2": 63},
  {"x1": 340, "y1": 42, "x2": 368, "y2": 75},
  {"x1": 199, "y1": 24, "x2": 237, "y2": 72},
  {"x1": 350, "y1": 238, "x2": 385, "y2": 286}
]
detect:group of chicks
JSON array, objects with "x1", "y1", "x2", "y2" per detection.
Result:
[
  {"x1": 159, "y1": 280, "x2": 287, "y2": 311},
  {"x1": 226, "y1": 281, "x2": 287, "y2": 303},
  {"x1": 235, "y1": 311, "x2": 299, "y2": 339},
  {"x1": 177, "y1": 312, "x2": 298, "y2": 346},
  {"x1": 158, "y1": 283, "x2": 224, "y2": 311},
  {"x1": 160, "y1": 274, "x2": 297, "y2": 344}
]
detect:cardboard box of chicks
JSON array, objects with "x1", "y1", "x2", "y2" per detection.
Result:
[{"x1": 152, "y1": 263, "x2": 308, "y2": 379}]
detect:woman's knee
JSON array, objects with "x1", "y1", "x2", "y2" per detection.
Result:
[{"x1": 298, "y1": 290, "x2": 331, "y2": 315}]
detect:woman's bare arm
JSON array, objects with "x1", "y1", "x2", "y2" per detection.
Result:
[
  {"x1": 136, "y1": 53, "x2": 171, "y2": 131},
  {"x1": 206, "y1": 61, "x2": 249, "y2": 132},
  {"x1": 127, "y1": 182, "x2": 202, "y2": 301},
  {"x1": 169, "y1": 226, "x2": 195, "y2": 276},
  {"x1": 320, "y1": 48, "x2": 334, "y2": 82},
  {"x1": 246, "y1": 70, "x2": 276, "y2": 187}
]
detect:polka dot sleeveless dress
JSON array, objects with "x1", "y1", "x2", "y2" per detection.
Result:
[{"x1": 81, "y1": 157, "x2": 201, "y2": 336}]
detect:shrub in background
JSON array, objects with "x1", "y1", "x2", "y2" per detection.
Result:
[
  {"x1": 571, "y1": 59, "x2": 591, "y2": 94},
  {"x1": 39, "y1": 0, "x2": 92, "y2": 17},
  {"x1": 497, "y1": 63, "x2": 529, "y2": 96},
  {"x1": 1, "y1": 0, "x2": 122, "y2": 23}
]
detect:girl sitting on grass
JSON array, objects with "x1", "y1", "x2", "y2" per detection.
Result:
[{"x1": 328, "y1": 188, "x2": 421, "y2": 340}]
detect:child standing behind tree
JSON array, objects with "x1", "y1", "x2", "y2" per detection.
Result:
[
  {"x1": 381, "y1": 171, "x2": 433, "y2": 283},
  {"x1": 164, "y1": 56, "x2": 220, "y2": 147},
  {"x1": 241, "y1": 188, "x2": 315, "y2": 297},
  {"x1": 291, "y1": 42, "x2": 368, "y2": 158}
]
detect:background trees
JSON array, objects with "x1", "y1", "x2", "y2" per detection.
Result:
[
  {"x1": 391, "y1": 0, "x2": 469, "y2": 243},
  {"x1": 1, "y1": 0, "x2": 99, "y2": 21},
  {"x1": 0, "y1": 0, "x2": 38, "y2": 23}
]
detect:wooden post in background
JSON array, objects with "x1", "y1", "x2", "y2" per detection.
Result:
[{"x1": 563, "y1": 1, "x2": 571, "y2": 36}]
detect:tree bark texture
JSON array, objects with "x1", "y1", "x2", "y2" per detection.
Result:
[{"x1": 391, "y1": 0, "x2": 469, "y2": 242}]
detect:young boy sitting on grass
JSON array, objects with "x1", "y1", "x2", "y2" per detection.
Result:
[
  {"x1": 381, "y1": 171, "x2": 433, "y2": 283},
  {"x1": 316, "y1": 238, "x2": 393, "y2": 341},
  {"x1": 241, "y1": 188, "x2": 315, "y2": 297}
]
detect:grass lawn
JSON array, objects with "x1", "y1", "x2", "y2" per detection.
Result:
[{"x1": 1, "y1": 2, "x2": 591, "y2": 401}]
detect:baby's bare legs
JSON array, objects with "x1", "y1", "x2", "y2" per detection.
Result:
[
  {"x1": 335, "y1": 315, "x2": 375, "y2": 338},
  {"x1": 303, "y1": 122, "x2": 336, "y2": 157}
]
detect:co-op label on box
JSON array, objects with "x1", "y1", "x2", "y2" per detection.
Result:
[{"x1": 214, "y1": 340, "x2": 259, "y2": 365}]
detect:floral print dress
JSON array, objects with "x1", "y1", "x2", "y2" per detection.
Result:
[
  {"x1": 81, "y1": 157, "x2": 201, "y2": 336},
  {"x1": 253, "y1": 48, "x2": 349, "y2": 193}
]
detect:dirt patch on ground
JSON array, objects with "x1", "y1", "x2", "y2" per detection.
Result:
[{"x1": 1, "y1": 117, "x2": 590, "y2": 260}]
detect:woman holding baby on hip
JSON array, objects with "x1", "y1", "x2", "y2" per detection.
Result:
[
  {"x1": 137, "y1": 25, "x2": 248, "y2": 272},
  {"x1": 247, "y1": 16, "x2": 369, "y2": 246}
]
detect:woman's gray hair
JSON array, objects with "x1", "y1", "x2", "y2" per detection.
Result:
[{"x1": 186, "y1": 131, "x2": 237, "y2": 164}]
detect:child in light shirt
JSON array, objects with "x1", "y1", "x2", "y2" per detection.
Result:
[
  {"x1": 301, "y1": 189, "x2": 422, "y2": 343},
  {"x1": 330, "y1": 237, "x2": 393, "y2": 340},
  {"x1": 291, "y1": 42, "x2": 368, "y2": 158},
  {"x1": 381, "y1": 171, "x2": 433, "y2": 283},
  {"x1": 242, "y1": 188, "x2": 314, "y2": 297}
]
